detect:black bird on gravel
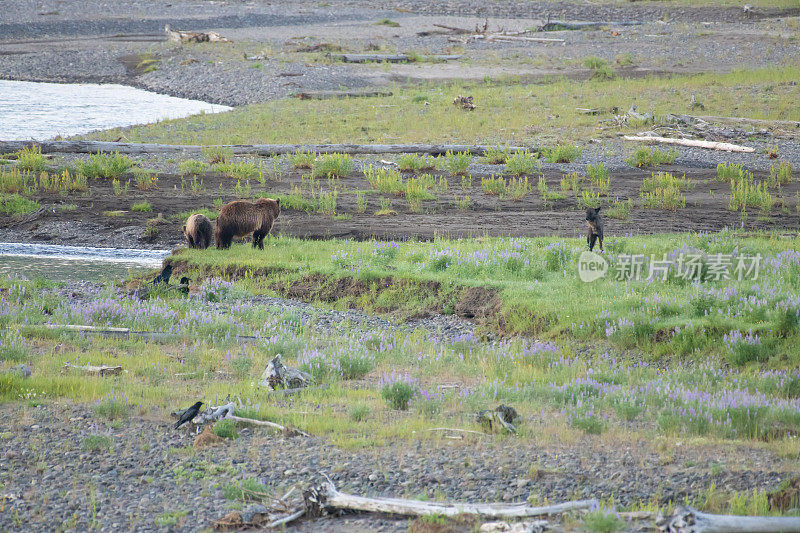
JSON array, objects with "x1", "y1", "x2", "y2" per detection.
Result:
[
  {"x1": 151, "y1": 264, "x2": 173, "y2": 285},
  {"x1": 174, "y1": 401, "x2": 204, "y2": 429}
]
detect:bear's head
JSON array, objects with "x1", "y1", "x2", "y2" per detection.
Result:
[{"x1": 255, "y1": 197, "x2": 281, "y2": 218}]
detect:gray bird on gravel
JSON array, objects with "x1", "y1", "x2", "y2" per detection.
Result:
[{"x1": 174, "y1": 401, "x2": 203, "y2": 429}]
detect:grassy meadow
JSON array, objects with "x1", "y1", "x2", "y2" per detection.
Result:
[
  {"x1": 3, "y1": 232, "x2": 800, "y2": 473},
  {"x1": 84, "y1": 66, "x2": 800, "y2": 146}
]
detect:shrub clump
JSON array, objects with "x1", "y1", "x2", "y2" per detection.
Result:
[{"x1": 381, "y1": 373, "x2": 416, "y2": 410}]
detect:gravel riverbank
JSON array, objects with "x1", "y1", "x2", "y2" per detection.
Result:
[
  {"x1": 2, "y1": 0, "x2": 799, "y2": 106},
  {"x1": 0, "y1": 400, "x2": 792, "y2": 532}
]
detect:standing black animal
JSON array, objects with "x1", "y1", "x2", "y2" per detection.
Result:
[
  {"x1": 177, "y1": 276, "x2": 190, "y2": 295},
  {"x1": 585, "y1": 207, "x2": 604, "y2": 251},
  {"x1": 174, "y1": 401, "x2": 203, "y2": 429},
  {"x1": 151, "y1": 264, "x2": 173, "y2": 285}
]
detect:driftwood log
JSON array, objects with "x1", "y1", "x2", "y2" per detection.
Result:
[
  {"x1": 193, "y1": 401, "x2": 310, "y2": 436},
  {"x1": 259, "y1": 354, "x2": 314, "y2": 390},
  {"x1": 686, "y1": 114, "x2": 800, "y2": 129},
  {"x1": 331, "y1": 53, "x2": 461, "y2": 63},
  {"x1": 165, "y1": 24, "x2": 229, "y2": 43},
  {"x1": 293, "y1": 90, "x2": 393, "y2": 100},
  {"x1": 539, "y1": 20, "x2": 643, "y2": 31},
  {"x1": 63, "y1": 362, "x2": 123, "y2": 376},
  {"x1": 623, "y1": 136, "x2": 755, "y2": 153},
  {"x1": 304, "y1": 480, "x2": 597, "y2": 518},
  {"x1": 0, "y1": 141, "x2": 533, "y2": 157},
  {"x1": 472, "y1": 34, "x2": 564, "y2": 43},
  {"x1": 657, "y1": 506, "x2": 800, "y2": 533}
]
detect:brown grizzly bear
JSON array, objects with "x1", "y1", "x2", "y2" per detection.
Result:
[
  {"x1": 215, "y1": 197, "x2": 280, "y2": 250},
  {"x1": 182, "y1": 213, "x2": 213, "y2": 249}
]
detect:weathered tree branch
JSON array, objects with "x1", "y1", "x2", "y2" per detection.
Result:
[
  {"x1": 657, "y1": 506, "x2": 800, "y2": 533},
  {"x1": 331, "y1": 53, "x2": 461, "y2": 63},
  {"x1": 623, "y1": 136, "x2": 754, "y2": 153},
  {"x1": 305, "y1": 481, "x2": 597, "y2": 518},
  {"x1": 63, "y1": 362, "x2": 123, "y2": 375},
  {"x1": 293, "y1": 90, "x2": 393, "y2": 100},
  {"x1": 193, "y1": 401, "x2": 310, "y2": 437}
]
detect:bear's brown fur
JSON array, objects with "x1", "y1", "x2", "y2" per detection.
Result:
[
  {"x1": 215, "y1": 197, "x2": 280, "y2": 250},
  {"x1": 182, "y1": 213, "x2": 213, "y2": 249}
]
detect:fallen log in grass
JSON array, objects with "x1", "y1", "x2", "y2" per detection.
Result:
[
  {"x1": 304, "y1": 480, "x2": 597, "y2": 518},
  {"x1": 63, "y1": 362, "x2": 123, "y2": 376},
  {"x1": 657, "y1": 506, "x2": 800, "y2": 533},
  {"x1": 195, "y1": 401, "x2": 310, "y2": 437},
  {"x1": 623, "y1": 135, "x2": 755, "y2": 153},
  {"x1": 293, "y1": 89, "x2": 393, "y2": 99},
  {"x1": 0, "y1": 141, "x2": 533, "y2": 157}
]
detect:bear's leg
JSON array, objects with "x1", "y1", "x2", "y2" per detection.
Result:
[
  {"x1": 586, "y1": 229, "x2": 593, "y2": 250},
  {"x1": 598, "y1": 233, "x2": 603, "y2": 251},
  {"x1": 187, "y1": 234, "x2": 196, "y2": 248},
  {"x1": 588, "y1": 233, "x2": 597, "y2": 252},
  {"x1": 253, "y1": 231, "x2": 265, "y2": 250},
  {"x1": 216, "y1": 229, "x2": 232, "y2": 249}
]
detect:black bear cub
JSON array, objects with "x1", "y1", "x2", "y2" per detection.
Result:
[{"x1": 585, "y1": 207, "x2": 604, "y2": 251}]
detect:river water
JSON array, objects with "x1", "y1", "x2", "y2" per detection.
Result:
[
  {"x1": 0, "y1": 243, "x2": 170, "y2": 283},
  {"x1": 0, "y1": 79, "x2": 231, "y2": 140}
]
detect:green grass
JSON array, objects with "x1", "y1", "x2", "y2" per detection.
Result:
[
  {"x1": 377, "y1": 18, "x2": 400, "y2": 27},
  {"x1": 213, "y1": 161, "x2": 259, "y2": 180},
  {"x1": 442, "y1": 151, "x2": 472, "y2": 176},
  {"x1": 480, "y1": 146, "x2": 510, "y2": 165},
  {"x1": 606, "y1": 197, "x2": 633, "y2": 221},
  {"x1": 201, "y1": 146, "x2": 233, "y2": 165},
  {"x1": 82, "y1": 435, "x2": 112, "y2": 452},
  {"x1": 16, "y1": 145, "x2": 46, "y2": 171},
  {"x1": 583, "y1": 56, "x2": 615, "y2": 80},
  {"x1": 74, "y1": 152, "x2": 133, "y2": 179},
  {"x1": 560, "y1": 172, "x2": 581, "y2": 196},
  {"x1": 132, "y1": 168, "x2": 158, "y2": 190},
  {"x1": 641, "y1": 186, "x2": 686, "y2": 210},
  {"x1": 505, "y1": 150, "x2": 541, "y2": 175},
  {"x1": 311, "y1": 153, "x2": 353, "y2": 179},
  {"x1": 543, "y1": 144, "x2": 582, "y2": 163},
  {"x1": 397, "y1": 153, "x2": 437, "y2": 172},
  {"x1": 0, "y1": 193, "x2": 39, "y2": 215},
  {"x1": 84, "y1": 66, "x2": 800, "y2": 147},
  {"x1": 213, "y1": 419, "x2": 239, "y2": 439},
  {"x1": 587, "y1": 163, "x2": 610, "y2": 195},
  {"x1": 364, "y1": 166, "x2": 404, "y2": 195},
  {"x1": 131, "y1": 201, "x2": 152, "y2": 212},
  {"x1": 0, "y1": 168, "x2": 87, "y2": 195},
  {"x1": 729, "y1": 174, "x2": 772, "y2": 212},
  {"x1": 289, "y1": 149, "x2": 316, "y2": 169},
  {"x1": 641, "y1": 172, "x2": 692, "y2": 193},
  {"x1": 179, "y1": 159, "x2": 209, "y2": 176},
  {"x1": 579, "y1": 190, "x2": 601, "y2": 209},
  {"x1": 626, "y1": 147, "x2": 678, "y2": 168},
  {"x1": 768, "y1": 161, "x2": 793, "y2": 188},
  {"x1": 717, "y1": 162, "x2": 746, "y2": 183}
]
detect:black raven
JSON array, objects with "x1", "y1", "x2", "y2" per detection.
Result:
[
  {"x1": 151, "y1": 264, "x2": 173, "y2": 285},
  {"x1": 177, "y1": 276, "x2": 190, "y2": 295},
  {"x1": 174, "y1": 401, "x2": 203, "y2": 429}
]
